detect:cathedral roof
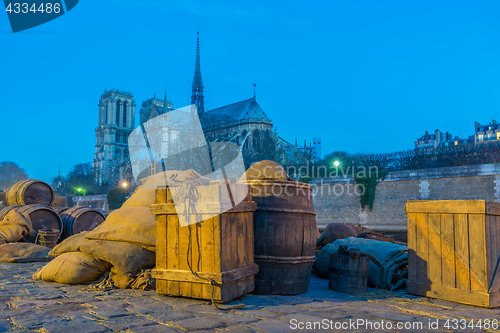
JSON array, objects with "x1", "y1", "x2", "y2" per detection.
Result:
[{"x1": 205, "y1": 97, "x2": 271, "y2": 123}]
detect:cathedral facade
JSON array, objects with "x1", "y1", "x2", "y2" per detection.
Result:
[{"x1": 93, "y1": 89, "x2": 135, "y2": 186}]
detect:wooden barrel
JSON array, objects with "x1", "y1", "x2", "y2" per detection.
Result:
[
  {"x1": 328, "y1": 248, "x2": 369, "y2": 294},
  {"x1": 50, "y1": 196, "x2": 67, "y2": 208},
  {"x1": 58, "y1": 206, "x2": 105, "y2": 239},
  {"x1": 36, "y1": 229, "x2": 60, "y2": 249},
  {"x1": 0, "y1": 205, "x2": 63, "y2": 243},
  {"x1": 5, "y1": 180, "x2": 54, "y2": 206},
  {"x1": 0, "y1": 205, "x2": 22, "y2": 220},
  {"x1": 244, "y1": 179, "x2": 317, "y2": 295}
]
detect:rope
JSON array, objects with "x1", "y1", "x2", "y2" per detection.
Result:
[{"x1": 174, "y1": 179, "x2": 244, "y2": 311}]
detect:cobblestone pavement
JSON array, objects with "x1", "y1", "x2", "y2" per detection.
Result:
[{"x1": 0, "y1": 262, "x2": 499, "y2": 332}]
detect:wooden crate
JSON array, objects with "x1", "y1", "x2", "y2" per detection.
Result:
[
  {"x1": 151, "y1": 182, "x2": 258, "y2": 303},
  {"x1": 406, "y1": 200, "x2": 500, "y2": 308}
]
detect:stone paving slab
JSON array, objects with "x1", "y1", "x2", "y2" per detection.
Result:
[{"x1": 1, "y1": 262, "x2": 500, "y2": 332}]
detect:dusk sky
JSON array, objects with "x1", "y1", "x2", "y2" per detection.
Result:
[{"x1": 1, "y1": 0, "x2": 500, "y2": 183}]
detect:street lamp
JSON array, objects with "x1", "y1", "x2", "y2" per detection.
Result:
[{"x1": 333, "y1": 161, "x2": 340, "y2": 177}]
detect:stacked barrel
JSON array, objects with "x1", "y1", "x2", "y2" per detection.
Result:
[{"x1": 0, "y1": 179, "x2": 105, "y2": 248}]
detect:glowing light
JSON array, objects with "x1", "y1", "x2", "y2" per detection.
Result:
[
  {"x1": 334, "y1": 161, "x2": 340, "y2": 167},
  {"x1": 77, "y1": 188, "x2": 82, "y2": 192},
  {"x1": 122, "y1": 182, "x2": 128, "y2": 188}
]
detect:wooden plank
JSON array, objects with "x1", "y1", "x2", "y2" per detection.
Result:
[
  {"x1": 201, "y1": 215, "x2": 214, "y2": 300},
  {"x1": 441, "y1": 214, "x2": 455, "y2": 288},
  {"x1": 213, "y1": 214, "x2": 222, "y2": 301},
  {"x1": 246, "y1": 210, "x2": 254, "y2": 266},
  {"x1": 415, "y1": 213, "x2": 429, "y2": 283},
  {"x1": 428, "y1": 213, "x2": 442, "y2": 286},
  {"x1": 167, "y1": 214, "x2": 180, "y2": 296},
  {"x1": 455, "y1": 214, "x2": 470, "y2": 290},
  {"x1": 406, "y1": 200, "x2": 486, "y2": 214},
  {"x1": 486, "y1": 215, "x2": 495, "y2": 288},
  {"x1": 485, "y1": 201, "x2": 500, "y2": 216},
  {"x1": 156, "y1": 216, "x2": 167, "y2": 270},
  {"x1": 190, "y1": 215, "x2": 203, "y2": 299},
  {"x1": 407, "y1": 213, "x2": 417, "y2": 282},
  {"x1": 220, "y1": 214, "x2": 230, "y2": 273},
  {"x1": 490, "y1": 216, "x2": 500, "y2": 293},
  {"x1": 151, "y1": 201, "x2": 256, "y2": 215},
  {"x1": 236, "y1": 213, "x2": 246, "y2": 269},
  {"x1": 229, "y1": 212, "x2": 238, "y2": 270},
  {"x1": 407, "y1": 281, "x2": 495, "y2": 308},
  {"x1": 151, "y1": 264, "x2": 258, "y2": 284},
  {"x1": 178, "y1": 217, "x2": 191, "y2": 298},
  {"x1": 469, "y1": 214, "x2": 487, "y2": 292}
]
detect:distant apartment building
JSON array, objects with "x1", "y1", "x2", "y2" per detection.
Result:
[
  {"x1": 415, "y1": 119, "x2": 499, "y2": 150},
  {"x1": 474, "y1": 120, "x2": 500, "y2": 144}
]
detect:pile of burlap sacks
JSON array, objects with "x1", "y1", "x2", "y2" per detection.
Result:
[
  {"x1": 0, "y1": 208, "x2": 53, "y2": 263},
  {"x1": 33, "y1": 170, "x2": 206, "y2": 290}
]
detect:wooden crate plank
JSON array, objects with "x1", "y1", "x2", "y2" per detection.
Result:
[
  {"x1": 156, "y1": 215, "x2": 167, "y2": 270},
  {"x1": 415, "y1": 213, "x2": 429, "y2": 283},
  {"x1": 246, "y1": 210, "x2": 254, "y2": 266},
  {"x1": 428, "y1": 213, "x2": 442, "y2": 286},
  {"x1": 190, "y1": 216, "x2": 203, "y2": 299},
  {"x1": 178, "y1": 219, "x2": 191, "y2": 298},
  {"x1": 490, "y1": 216, "x2": 500, "y2": 293},
  {"x1": 406, "y1": 200, "x2": 486, "y2": 214},
  {"x1": 441, "y1": 214, "x2": 455, "y2": 288},
  {"x1": 229, "y1": 212, "x2": 238, "y2": 270},
  {"x1": 167, "y1": 214, "x2": 180, "y2": 296},
  {"x1": 486, "y1": 215, "x2": 494, "y2": 287},
  {"x1": 469, "y1": 214, "x2": 487, "y2": 292},
  {"x1": 485, "y1": 201, "x2": 500, "y2": 216},
  {"x1": 407, "y1": 213, "x2": 417, "y2": 282},
  {"x1": 201, "y1": 215, "x2": 214, "y2": 300},
  {"x1": 237, "y1": 213, "x2": 246, "y2": 269},
  {"x1": 407, "y1": 281, "x2": 493, "y2": 308},
  {"x1": 454, "y1": 213, "x2": 470, "y2": 290},
  {"x1": 213, "y1": 214, "x2": 222, "y2": 301}
]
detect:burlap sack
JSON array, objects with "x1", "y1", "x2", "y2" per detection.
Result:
[
  {"x1": 239, "y1": 160, "x2": 288, "y2": 181},
  {"x1": 0, "y1": 209, "x2": 32, "y2": 243},
  {"x1": 122, "y1": 170, "x2": 208, "y2": 208},
  {"x1": 84, "y1": 207, "x2": 156, "y2": 251},
  {"x1": 50, "y1": 232, "x2": 155, "y2": 276},
  {"x1": 33, "y1": 252, "x2": 110, "y2": 284},
  {"x1": 109, "y1": 266, "x2": 134, "y2": 289},
  {"x1": 109, "y1": 267, "x2": 155, "y2": 290},
  {"x1": 0, "y1": 243, "x2": 53, "y2": 263},
  {"x1": 317, "y1": 223, "x2": 358, "y2": 249}
]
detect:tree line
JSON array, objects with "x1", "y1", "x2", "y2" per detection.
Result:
[{"x1": 285, "y1": 141, "x2": 500, "y2": 179}]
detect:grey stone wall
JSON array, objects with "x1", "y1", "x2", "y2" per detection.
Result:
[
  {"x1": 72, "y1": 194, "x2": 108, "y2": 211},
  {"x1": 311, "y1": 163, "x2": 500, "y2": 233}
]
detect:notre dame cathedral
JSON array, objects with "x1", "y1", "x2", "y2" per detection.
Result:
[{"x1": 93, "y1": 29, "x2": 320, "y2": 186}]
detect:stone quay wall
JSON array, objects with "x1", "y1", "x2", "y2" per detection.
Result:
[
  {"x1": 72, "y1": 194, "x2": 108, "y2": 211},
  {"x1": 311, "y1": 163, "x2": 500, "y2": 233}
]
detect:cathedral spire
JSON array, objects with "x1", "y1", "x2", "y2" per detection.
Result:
[{"x1": 191, "y1": 21, "x2": 204, "y2": 114}]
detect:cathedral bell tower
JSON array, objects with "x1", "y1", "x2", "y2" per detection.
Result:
[{"x1": 191, "y1": 24, "x2": 204, "y2": 114}]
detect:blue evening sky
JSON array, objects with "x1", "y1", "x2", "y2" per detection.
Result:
[{"x1": 1, "y1": 0, "x2": 500, "y2": 182}]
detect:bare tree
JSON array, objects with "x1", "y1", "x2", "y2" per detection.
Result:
[{"x1": 0, "y1": 161, "x2": 28, "y2": 189}]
